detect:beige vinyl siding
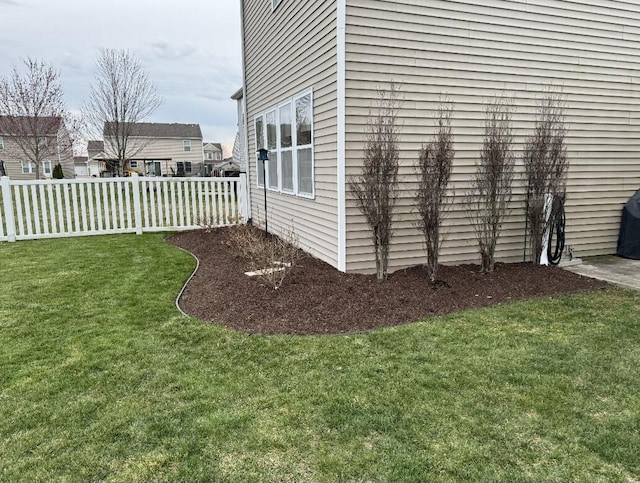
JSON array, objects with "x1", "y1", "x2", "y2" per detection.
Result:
[
  {"x1": 104, "y1": 137, "x2": 204, "y2": 176},
  {"x1": 243, "y1": 0, "x2": 339, "y2": 267},
  {"x1": 0, "y1": 131, "x2": 74, "y2": 181},
  {"x1": 345, "y1": 0, "x2": 640, "y2": 273}
]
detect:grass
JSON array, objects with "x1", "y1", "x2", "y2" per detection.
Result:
[{"x1": 0, "y1": 234, "x2": 639, "y2": 481}]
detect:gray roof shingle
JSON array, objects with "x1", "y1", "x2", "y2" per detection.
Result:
[{"x1": 103, "y1": 122, "x2": 202, "y2": 139}]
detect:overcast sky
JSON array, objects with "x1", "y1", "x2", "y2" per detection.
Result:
[{"x1": 0, "y1": 0, "x2": 243, "y2": 151}]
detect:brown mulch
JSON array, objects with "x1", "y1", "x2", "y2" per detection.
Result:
[{"x1": 168, "y1": 228, "x2": 606, "y2": 335}]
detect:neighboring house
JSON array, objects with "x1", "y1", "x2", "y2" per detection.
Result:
[
  {"x1": 212, "y1": 158, "x2": 241, "y2": 177},
  {"x1": 0, "y1": 116, "x2": 74, "y2": 180},
  {"x1": 231, "y1": 88, "x2": 248, "y2": 173},
  {"x1": 74, "y1": 156, "x2": 89, "y2": 178},
  {"x1": 204, "y1": 142, "x2": 223, "y2": 161},
  {"x1": 240, "y1": 0, "x2": 640, "y2": 273},
  {"x1": 87, "y1": 140, "x2": 105, "y2": 177},
  {"x1": 102, "y1": 122, "x2": 204, "y2": 177}
]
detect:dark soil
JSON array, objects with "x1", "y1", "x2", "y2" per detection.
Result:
[{"x1": 168, "y1": 228, "x2": 606, "y2": 335}]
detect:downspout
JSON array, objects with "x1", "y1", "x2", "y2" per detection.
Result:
[
  {"x1": 337, "y1": 0, "x2": 347, "y2": 272},
  {"x1": 239, "y1": 0, "x2": 252, "y2": 221}
]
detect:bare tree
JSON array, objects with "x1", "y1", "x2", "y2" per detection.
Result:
[
  {"x1": 83, "y1": 48, "x2": 162, "y2": 175},
  {"x1": 416, "y1": 100, "x2": 455, "y2": 282},
  {"x1": 0, "y1": 58, "x2": 75, "y2": 180},
  {"x1": 349, "y1": 83, "x2": 401, "y2": 281},
  {"x1": 523, "y1": 87, "x2": 569, "y2": 264},
  {"x1": 465, "y1": 95, "x2": 516, "y2": 273}
]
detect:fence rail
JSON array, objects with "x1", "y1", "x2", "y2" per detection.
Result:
[{"x1": 0, "y1": 174, "x2": 248, "y2": 242}]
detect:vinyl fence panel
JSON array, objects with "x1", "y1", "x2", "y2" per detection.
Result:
[{"x1": 0, "y1": 174, "x2": 248, "y2": 242}]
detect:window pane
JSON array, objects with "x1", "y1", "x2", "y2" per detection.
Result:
[
  {"x1": 296, "y1": 94, "x2": 312, "y2": 146},
  {"x1": 185, "y1": 162, "x2": 192, "y2": 173},
  {"x1": 257, "y1": 158, "x2": 265, "y2": 186},
  {"x1": 267, "y1": 151, "x2": 278, "y2": 189},
  {"x1": 279, "y1": 103, "x2": 292, "y2": 148},
  {"x1": 266, "y1": 110, "x2": 277, "y2": 150},
  {"x1": 297, "y1": 148, "x2": 313, "y2": 195},
  {"x1": 282, "y1": 151, "x2": 293, "y2": 192},
  {"x1": 255, "y1": 117, "x2": 264, "y2": 150}
]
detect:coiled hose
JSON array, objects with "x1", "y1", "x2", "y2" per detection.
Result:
[{"x1": 547, "y1": 195, "x2": 566, "y2": 265}]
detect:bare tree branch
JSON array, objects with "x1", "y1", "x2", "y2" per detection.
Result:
[
  {"x1": 523, "y1": 86, "x2": 569, "y2": 264},
  {"x1": 349, "y1": 82, "x2": 401, "y2": 281},
  {"x1": 83, "y1": 48, "x2": 163, "y2": 175},
  {"x1": 465, "y1": 95, "x2": 516, "y2": 273},
  {"x1": 416, "y1": 98, "x2": 455, "y2": 282}
]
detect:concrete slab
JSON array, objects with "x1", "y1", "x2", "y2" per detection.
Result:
[{"x1": 564, "y1": 255, "x2": 640, "y2": 290}]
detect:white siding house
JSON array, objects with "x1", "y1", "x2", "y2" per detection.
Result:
[
  {"x1": 102, "y1": 122, "x2": 204, "y2": 177},
  {"x1": 241, "y1": 0, "x2": 640, "y2": 273}
]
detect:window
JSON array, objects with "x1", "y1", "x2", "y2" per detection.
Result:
[
  {"x1": 254, "y1": 89, "x2": 314, "y2": 198},
  {"x1": 255, "y1": 116, "x2": 265, "y2": 187},
  {"x1": 279, "y1": 102, "x2": 294, "y2": 193},
  {"x1": 272, "y1": 0, "x2": 282, "y2": 10},
  {"x1": 295, "y1": 92, "x2": 313, "y2": 196},
  {"x1": 266, "y1": 109, "x2": 278, "y2": 190},
  {"x1": 185, "y1": 161, "x2": 192, "y2": 173},
  {"x1": 0, "y1": 136, "x2": 3, "y2": 149},
  {"x1": 206, "y1": 152, "x2": 213, "y2": 160},
  {"x1": 183, "y1": 140, "x2": 191, "y2": 152},
  {"x1": 215, "y1": 152, "x2": 222, "y2": 160},
  {"x1": 130, "y1": 161, "x2": 138, "y2": 168},
  {"x1": 43, "y1": 160, "x2": 52, "y2": 177},
  {"x1": 21, "y1": 160, "x2": 34, "y2": 174}
]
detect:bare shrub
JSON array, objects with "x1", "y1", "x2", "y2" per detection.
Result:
[
  {"x1": 523, "y1": 87, "x2": 569, "y2": 264},
  {"x1": 465, "y1": 95, "x2": 516, "y2": 273},
  {"x1": 229, "y1": 224, "x2": 303, "y2": 290},
  {"x1": 349, "y1": 82, "x2": 401, "y2": 281},
  {"x1": 416, "y1": 100, "x2": 455, "y2": 281}
]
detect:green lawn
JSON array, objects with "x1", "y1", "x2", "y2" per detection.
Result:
[{"x1": 0, "y1": 234, "x2": 639, "y2": 482}]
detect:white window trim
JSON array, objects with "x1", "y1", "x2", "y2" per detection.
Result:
[
  {"x1": 279, "y1": 101, "x2": 294, "y2": 195},
  {"x1": 253, "y1": 88, "x2": 315, "y2": 199},
  {"x1": 183, "y1": 140, "x2": 191, "y2": 152},
  {"x1": 265, "y1": 108, "x2": 278, "y2": 192},
  {"x1": 43, "y1": 160, "x2": 52, "y2": 177},
  {"x1": 21, "y1": 160, "x2": 34, "y2": 174},
  {"x1": 254, "y1": 115, "x2": 265, "y2": 188}
]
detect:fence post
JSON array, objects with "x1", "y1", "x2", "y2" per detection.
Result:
[
  {"x1": 131, "y1": 174, "x2": 143, "y2": 235},
  {"x1": 239, "y1": 173, "x2": 249, "y2": 223},
  {"x1": 1, "y1": 176, "x2": 16, "y2": 242}
]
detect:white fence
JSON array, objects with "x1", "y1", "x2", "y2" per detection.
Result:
[{"x1": 0, "y1": 174, "x2": 248, "y2": 242}]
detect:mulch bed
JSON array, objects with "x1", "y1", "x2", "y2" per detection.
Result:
[{"x1": 168, "y1": 228, "x2": 606, "y2": 335}]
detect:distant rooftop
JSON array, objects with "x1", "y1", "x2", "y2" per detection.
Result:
[
  {"x1": 0, "y1": 115, "x2": 62, "y2": 136},
  {"x1": 103, "y1": 122, "x2": 202, "y2": 139}
]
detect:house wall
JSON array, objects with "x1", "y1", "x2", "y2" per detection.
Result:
[
  {"x1": 104, "y1": 137, "x2": 204, "y2": 176},
  {"x1": 344, "y1": 0, "x2": 640, "y2": 272},
  {"x1": 242, "y1": 0, "x2": 339, "y2": 267},
  {"x1": 235, "y1": 98, "x2": 248, "y2": 172},
  {"x1": 0, "y1": 129, "x2": 74, "y2": 180}
]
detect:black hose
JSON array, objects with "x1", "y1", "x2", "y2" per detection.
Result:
[{"x1": 547, "y1": 195, "x2": 566, "y2": 265}]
